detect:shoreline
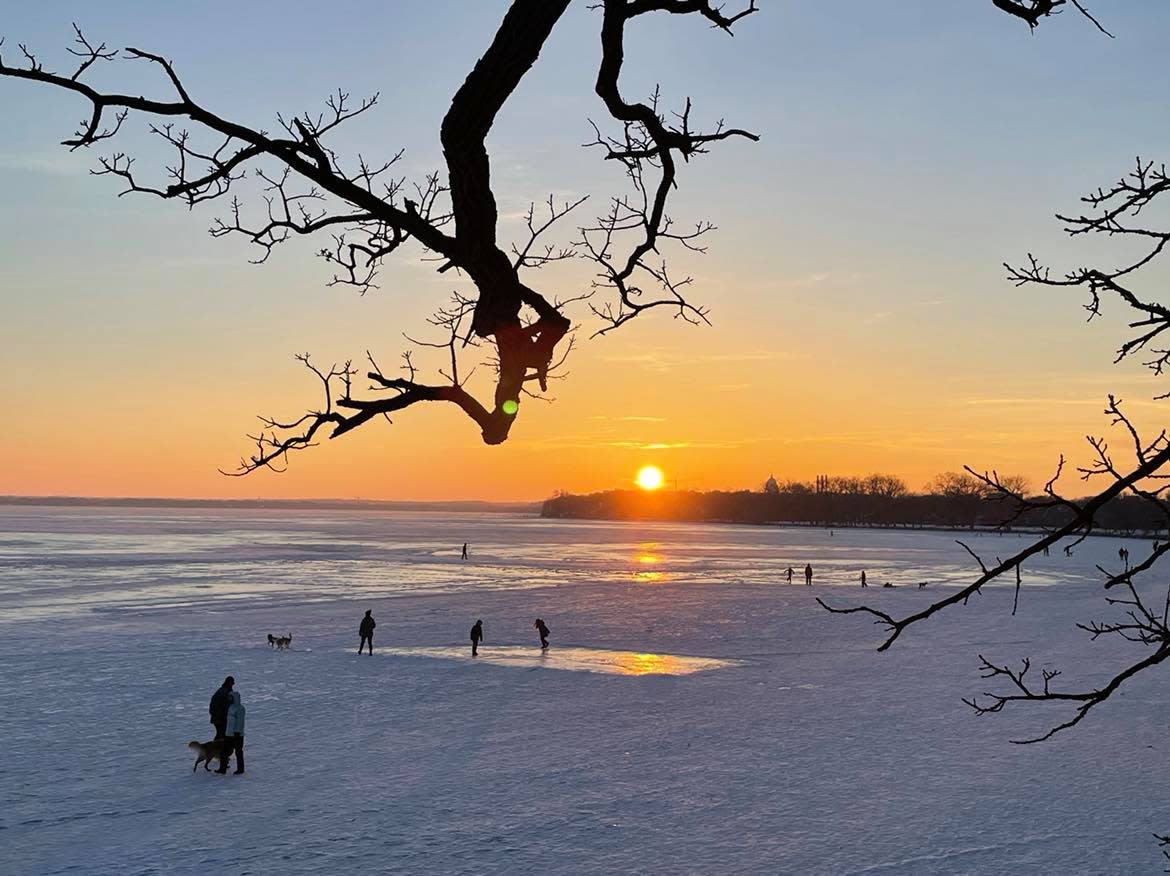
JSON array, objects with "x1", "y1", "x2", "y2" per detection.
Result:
[{"x1": 539, "y1": 513, "x2": 1161, "y2": 541}]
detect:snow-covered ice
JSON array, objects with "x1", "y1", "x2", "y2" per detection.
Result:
[{"x1": 1, "y1": 506, "x2": 1167, "y2": 875}]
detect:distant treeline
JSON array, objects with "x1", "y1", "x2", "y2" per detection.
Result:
[{"x1": 541, "y1": 472, "x2": 1166, "y2": 534}]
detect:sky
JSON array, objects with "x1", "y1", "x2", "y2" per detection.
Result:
[{"x1": 3, "y1": 0, "x2": 1170, "y2": 501}]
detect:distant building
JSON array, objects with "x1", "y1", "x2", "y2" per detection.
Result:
[{"x1": 763, "y1": 474, "x2": 780, "y2": 494}]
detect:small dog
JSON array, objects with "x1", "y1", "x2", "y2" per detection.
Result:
[
  {"x1": 267, "y1": 633, "x2": 292, "y2": 650},
  {"x1": 918, "y1": 581, "x2": 928, "y2": 589},
  {"x1": 188, "y1": 738, "x2": 229, "y2": 772}
]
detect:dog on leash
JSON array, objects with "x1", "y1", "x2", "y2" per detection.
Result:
[{"x1": 188, "y1": 738, "x2": 229, "y2": 772}]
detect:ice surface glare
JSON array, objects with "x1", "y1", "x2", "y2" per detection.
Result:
[{"x1": 379, "y1": 645, "x2": 741, "y2": 676}]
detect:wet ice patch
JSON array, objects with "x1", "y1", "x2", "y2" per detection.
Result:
[{"x1": 375, "y1": 645, "x2": 741, "y2": 676}]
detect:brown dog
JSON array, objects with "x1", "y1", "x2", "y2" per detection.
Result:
[{"x1": 188, "y1": 738, "x2": 229, "y2": 772}]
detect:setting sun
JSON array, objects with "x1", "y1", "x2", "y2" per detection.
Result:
[{"x1": 636, "y1": 465, "x2": 665, "y2": 491}]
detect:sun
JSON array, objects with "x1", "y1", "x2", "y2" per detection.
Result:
[{"x1": 636, "y1": 465, "x2": 665, "y2": 491}]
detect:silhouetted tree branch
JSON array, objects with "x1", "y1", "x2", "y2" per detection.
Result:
[
  {"x1": 1156, "y1": 833, "x2": 1170, "y2": 872},
  {"x1": 0, "y1": 1, "x2": 757, "y2": 469},
  {"x1": 822, "y1": 157, "x2": 1170, "y2": 745},
  {"x1": 0, "y1": 0, "x2": 1108, "y2": 469},
  {"x1": 990, "y1": 0, "x2": 1113, "y2": 36}
]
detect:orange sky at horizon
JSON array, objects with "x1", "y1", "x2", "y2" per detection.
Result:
[{"x1": 6, "y1": 267, "x2": 1163, "y2": 502}]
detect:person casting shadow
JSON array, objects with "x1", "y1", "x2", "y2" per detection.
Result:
[
  {"x1": 358, "y1": 609, "x2": 376, "y2": 655},
  {"x1": 470, "y1": 619, "x2": 483, "y2": 656},
  {"x1": 534, "y1": 618, "x2": 550, "y2": 650}
]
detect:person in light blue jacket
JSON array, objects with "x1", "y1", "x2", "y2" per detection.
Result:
[{"x1": 215, "y1": 690, "x2": 246, "y2": 775}]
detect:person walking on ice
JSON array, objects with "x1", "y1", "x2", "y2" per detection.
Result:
[
  {"x1": 461, "y1": 542, "x2": 469, "y2": 560},
  {"x1": 470, "y1": 619, "x2": 484, "y2": 656},
  {"x1": 860, "y1": 570, "x2": 867, "y2": 587},
  {"x1": 215, "y1": 689, "x2": 246, "y2": 775},
  {"x1": 785, "y1": 567, "x2": 793, "y2": 585},
  {"x1": 209, "y1": 676, "x2": 234, "y2": 740},
  {"x1": 534, "y1": 618, "x2": 550, "y2": 650},
  {"x1": 358, "y1": 609, "x2": 376, "y2": 655},
  {"x1": 804, "y1": 563, "x2": 813, "y2": 586}
]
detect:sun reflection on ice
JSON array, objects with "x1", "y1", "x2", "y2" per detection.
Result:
[
  {"x1": 615, "y1": 652, "x2": 688, "y2": 675},
  {"x1": 633, "y1": 544, "x2": 667, "y2": 581},
  {"x1": 377, "y1": 645, "x2": 740, "y2": 676}
]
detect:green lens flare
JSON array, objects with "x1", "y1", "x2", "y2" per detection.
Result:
[{"x1": 502, "y1": 399, "x2": 519, "y2": 416}]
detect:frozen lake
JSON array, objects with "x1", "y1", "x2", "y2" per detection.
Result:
[
  {"x1": 0, "y1": 506, "x2": 1082, "y2": 621},
  {"x1": 0, "y1": 506, "x2": 1166, "y2": 874}
]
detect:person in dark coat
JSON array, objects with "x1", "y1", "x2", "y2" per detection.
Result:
[
  {"x1": 804, "y1": 563, "x2": 813, "y2": 586},
  {"x1": 358, "y1": 610, "x2": 376, "y2": 655},
  {"x1": 470, "y1": 619, "x2": 484, "y2": 656},
  {"x1": 209, "y1": 676, "x2": 234, "y2": 739},
  {"x1": 461, "y1": 543, "x2": 469, "y2": 560},
  {"x1": 533, "y1": 618, "x2": 550, "y2": 650}
]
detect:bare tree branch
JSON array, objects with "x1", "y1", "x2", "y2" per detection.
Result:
[
  {"x1": 823, "y1": 155, "x2": 1170, "y2": 744},
  {"x1": 990, "y1": 0, "x2": 1114, "y2": 36},
  {"x1": 584, "y1": 2, "x2": 759, "y2": 333}
]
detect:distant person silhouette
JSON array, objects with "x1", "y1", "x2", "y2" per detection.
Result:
[
  {"x1": 209, "y1": 676, "x2": 234, "y2": 740},
  {"x1": 358, "y1": 609, "x2": 376, "y2": 655},
  {"x1": 470, "y1": 619, "x2": 483, "y2": 656},
  {"x1": 785, "y1": 567, "x2": 793, "y2": 585},
  {"x1": 462, "y1": 542, "x2": 468, "y2": 560},
  {"x1": 534, "y1": 618, "x2": 550, "y2": 650},
  {"x1": 860, "y1": 570, "x2": 867, "y2": 588},
  {"x1": 804, "y1": 564, "x2": 813, "y2": 586}
]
